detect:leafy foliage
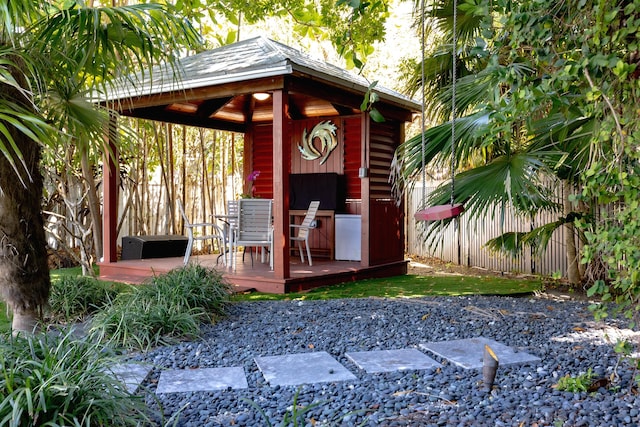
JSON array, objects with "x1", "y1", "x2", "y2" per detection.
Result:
[
  {"x1": 556, "y1": 0, "x2": 640, "y2": 354},
  {"x1": 91, "y1": 264, "x2": 232, "y2": 350},
  {"x1": 1, "y1": 1, "x2": 202, "y2": 185},
  {"x1": 175, "y1": 0, "x2": 389, "y2": 70},
  {"x1": 0, "y1": 330, "x2": 151, "y2": 427},
  {"x1": 148, "y1": 263, "x2": 232, "y2": 318},
  {"x1": 583, "y1": 154, "x2": 640, "y2": 330},
  {"x1": 47, "y1": 275, "x2": 120, "y2": 323},
  {"x1": 553, "y1": 369, "x2": 595, "y2": 393},
  {"x1": 0, "y1": 0, "x2": 203, "y2": 332},
  {"x1": 391, "y1": 0, "x2": 640, "y2": 290},
  {"x1": 464, "y1": 0, "x2": 640, "y2": 354}
]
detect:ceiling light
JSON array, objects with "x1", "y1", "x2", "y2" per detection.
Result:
[{"x1": 253, "y1": 92, "x2": 270, "y2": 101}]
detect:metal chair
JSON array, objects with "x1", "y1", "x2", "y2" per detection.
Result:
[
  {"x1": 290, "y1": 200, "x2": 320, "y2": 266},
  {"x1": 214, "y1": 200, "x2": 239, "y2": 265},
  {"x1": 233, "y1": 199, "x2": 273, "y2": 269},
  {"x1": 177, "y1": 199, "x2": 226, "y2": 266}
]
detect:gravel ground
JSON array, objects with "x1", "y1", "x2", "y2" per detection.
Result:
[{"x1": 133, "y1": 295, "x2": 640, "y2": 427}]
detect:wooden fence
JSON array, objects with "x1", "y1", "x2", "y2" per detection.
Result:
[{"x1": 406, "y1": 181, "x2": 569, "y2": 277}]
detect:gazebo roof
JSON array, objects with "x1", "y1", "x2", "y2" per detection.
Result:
[{"x1": 107, "y1": 36, "x2": 420, "y2": 132}]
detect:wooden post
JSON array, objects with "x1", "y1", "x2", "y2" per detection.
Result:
[
  {"x1": 102, "y1": 118, "x2": 118, "y2": 263},
  {"x1": 272, "y1": 90, "x2": 290, "y2": 279},
  {"x1": 360, "y1": 112, "x2": 370, "y2": 267}
]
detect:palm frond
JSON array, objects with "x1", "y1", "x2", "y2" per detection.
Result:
[
  {"x1": 0, "y1": 101, "x2": 51, "y2": 186},
  {"x1": 393, "y1": 111, "x2": 491, "y2": 187},
  {"x1": 528, "y1": 113, "x2": 595, "y2": 181},
  {"x1": 484, "y1": 231, "x2": 529, "y2": 257},
  {"x1": 427, "y1": 0, "x2": 484, "y2": 48},
  {"x1": 31, "y1": 3, "x2": 202, "y2": 89},
  {"x1": 0, "y1": 2, "x2": 201, "y2": 177},
  {"x1": 0, "y1": 1, "x2": 43, "y2": 44},
  {"x1": 485, "y1": 212, "x2": 587, "y2": 257},
  {"x1": 426, "y1": 152, "x2": 562, "y2": 218}
]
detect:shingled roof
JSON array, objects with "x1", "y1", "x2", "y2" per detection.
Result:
[{"x1": 106, "y1": 36, "x2": 420, "y2": 112}]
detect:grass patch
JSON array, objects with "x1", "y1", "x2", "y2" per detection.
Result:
[
  {"x1": 0, "y1": 302, "x2": 8, "y2": 334},
  {"x1": 232, "y1": 274, "x2": 542, "y2": 301},
  {"x1": 50, "y1": 264, "x2": 99, "y2": 281}
]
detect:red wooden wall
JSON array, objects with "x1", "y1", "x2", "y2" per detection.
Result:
[
  {"x1": 249, "y1": 115, "x2": 405, "y2": 266},
  {"x1": 251, "y1": 116, "x2": 362, "y2": 205},
  {"x1": 251, "y1": 124, "x2": 275, "y2": 197},
  {"x1": 368, "y1": 120, "x2": 405, "y2": 265}
]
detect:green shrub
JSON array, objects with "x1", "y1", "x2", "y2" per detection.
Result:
[
  {"x1": 0, "y1": 329, "x2": 151, "y2": 427},
  {"x1": 48, "y1": 275, "x2": 121, "y2": 323},
  {"x1": 146, "y1": 263, "x2": 231, "y2": 318},
  {"x1": 91, "y1": 264, "x2": 231, "y2": 350},
  {"x1": 553, "y1": 369, "x2": 595, "y2": 393}
]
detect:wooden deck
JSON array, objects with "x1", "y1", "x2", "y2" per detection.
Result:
[{"x1": 98, "y1": 253, "x2": 408, "y2": 294}]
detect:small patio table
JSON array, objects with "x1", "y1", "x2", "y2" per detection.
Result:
[{"x1": 213, "y1": 214, "x2": 237, "y2": 266}]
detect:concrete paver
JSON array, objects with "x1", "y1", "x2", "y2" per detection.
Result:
[
  {"x1": 254, "y1": 351, "x2": 357, "y2": 386},
  {"x1": 156, "y1": 367, "x2": 248, "y2": 393},
  {"x1": 108, "y1": 363, "x2": 153, "y2": 394},
  {"x1": 420, "y1": 337, "x2": 540, "y2": 369},
  {"x1": 110, "y1": 338, "x2": 541, "y2": 393},
  {"x1": 346, "y1": 348, "x2": 441, "y2": 373}
]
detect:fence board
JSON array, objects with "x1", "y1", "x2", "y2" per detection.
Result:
[{"x1": 407, "y1": 181, "x2": 568, "y2": 277}]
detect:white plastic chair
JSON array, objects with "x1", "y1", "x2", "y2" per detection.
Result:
[
  {"x1": 177, "y1": 199, "x2": 226, "y2": 266},
  {"x1": 290, "y1": 200, "x2": 320, "y2": 266}
]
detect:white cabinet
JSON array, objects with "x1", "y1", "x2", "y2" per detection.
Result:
[{"x1": 335, "y1": 214, "x2": 361, "y2": 261}]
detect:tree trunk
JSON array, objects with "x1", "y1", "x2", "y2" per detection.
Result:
[
  {"x1": 563, "y1": 180, "x2": 581, "y2": 285},
  {"x1": 0, "y1": 122, "x2": 50, "y2": 335},
  {"x1": 80, "y1": 147, "x2": 103, "y2": 261}
]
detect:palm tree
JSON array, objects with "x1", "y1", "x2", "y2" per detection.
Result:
[
  {"x1": 393, "y1": 0, "x2": 596, "y2": 284},
  {"x1": 0, "y1": 1, "x2": 200, "y2": 334}
]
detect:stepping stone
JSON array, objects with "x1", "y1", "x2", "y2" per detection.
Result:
[
  {"x1": 156, "y1": 367, "x2": 248, "y2": 394},
  {"x1": 108, "y1": 363, "x2": 153, "y2": 394},
  {"x1": 345, "y1": 348, "x2": 441, "y2": 373},
  {"x1": 254, "y1": 351, "x2": 357, "y2": 386},
  {"x1": 420, "y1": 337, "x2": 540, "y2": 370}
]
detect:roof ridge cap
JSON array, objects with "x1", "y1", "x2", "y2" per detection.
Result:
[{"x1": 256, "y1": 36, "x2": 290, "y2": 62}]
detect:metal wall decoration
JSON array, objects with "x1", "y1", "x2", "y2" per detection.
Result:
[{"x1": 297, "y1": 120, "x2": 338, "y2": 165}]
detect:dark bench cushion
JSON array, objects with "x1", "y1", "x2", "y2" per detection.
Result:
[{"x1": 121, "y1": 235, "x2": 188, "y2": 260}]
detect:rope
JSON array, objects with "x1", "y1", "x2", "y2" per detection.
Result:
[
  {"x1": 420, "y1": 0, "x2": 426, "y2": 204},
  {"x1": 450, "y1": 0, "x2": 457, "y2": 206}
]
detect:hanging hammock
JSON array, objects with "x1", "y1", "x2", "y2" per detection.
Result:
[{"x1": 414, "y1": 0, "x2": 464, "y2": 221}]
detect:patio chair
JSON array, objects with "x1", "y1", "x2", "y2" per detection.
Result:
[
  {"x1": 233, "y1": 198, "x2": 273, "y2": 269},
  {"x1": 178, "y1": 199, "x2": 227, "y2": 266},
  {"x1": 290, "y1": 200, "x2": 320, "y2": 266},
  {"x1": 213, "y1": 200, "x2": 239, "y2": 265},
  {"x1": 226, "y1": 199, "x2": 258, "y2": 265}
]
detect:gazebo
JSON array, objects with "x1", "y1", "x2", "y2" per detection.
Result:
[{"x1": 99, "y1": 36, "x2": 420, "y2": 293}]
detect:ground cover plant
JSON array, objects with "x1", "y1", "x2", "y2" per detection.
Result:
[
  {"x1": 1, "y1": 264, "x2": 233, "y2": 426},
  {"x1": 553, "y1": 369, "x2": 597, "y2": 393},
  {"x1": 90, "y1": 264, "x2": 232, "y2": 350},
  {"x1": 47, "y1": 275, "x2": 121, "y2": 323},
  {"x1": 0, "y1": 329, "x2": 151, "y2": 427}
]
